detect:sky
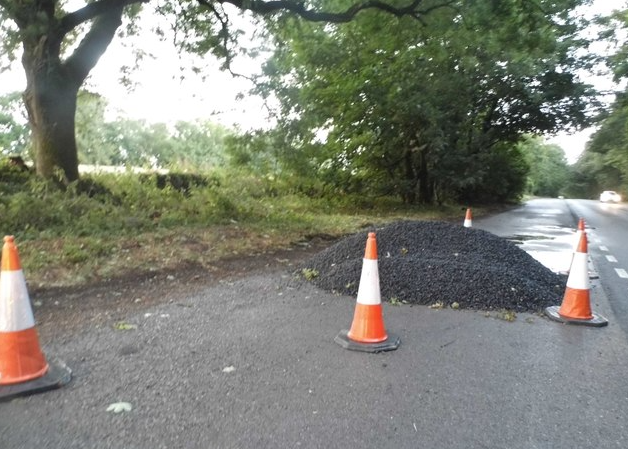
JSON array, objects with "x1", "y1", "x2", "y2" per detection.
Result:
[
  {"x1": 0, "y1": 3, "x2": 268, "y2": 130},
  {"x1": 0, "y1": 0, "x2": 625, "y2": 163},
  {"x1": 545, "y1": 0, "x2": 626, "y2": 163}
]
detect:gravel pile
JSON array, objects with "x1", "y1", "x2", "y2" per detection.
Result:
[{"x1": 299, "y1": 220, "x2": 566, "y2": 312}]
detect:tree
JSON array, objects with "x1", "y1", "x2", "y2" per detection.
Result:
[
  {"x1": 567, "y1": 6, "x2": 628, "y2": 198},
  {"x1": 256, "y1": 0, "x2": 598, "y2": 204},
  {"x1": 0, "y1": 0, "x2": 453, "y2": 183},
  {"x1": 0, "y1": 91, "x2": 29, "y2": 157},
  {"x1": 519, "y1": 136, "x2": 570, "y2": 198},
  {"x1": 569, "y1": 92, "x2": 628, "y2": 197},
  {"x1": 75, "y1": 91, "x2": 120, "y2": 165}
]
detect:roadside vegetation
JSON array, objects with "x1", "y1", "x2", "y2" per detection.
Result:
[
  {"x1": 2, "y1": 1, "x2": 626, "y2": 290},
  {"x1": 1, "y1": 87, "x2": 572, "y2": 290},
  {"x1": 0, "y1": 159, "x2": 466, "y2": 288}
]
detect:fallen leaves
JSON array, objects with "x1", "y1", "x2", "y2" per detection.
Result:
[
  {"x1": 106, "y1": 402, "x2": 133, "y2": 414},
  {"x1": 113, "y1": 322, "x2": 137, "y2": 331}
]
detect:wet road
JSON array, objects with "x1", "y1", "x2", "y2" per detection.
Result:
[
  {"x1": 475, "y1": 198, "x2": 628, "y2": 336},
  {"x1": 567, "y1": 199, "x2": 628, "y2": 335}
]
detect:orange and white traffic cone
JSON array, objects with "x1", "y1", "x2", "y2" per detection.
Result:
[
  {"x1": 545, "y1": 231, "x2": 607, "y2": 327},
  {"x1": 335, "y1": 232, "x2": 400, "y2": 352},
  {"x1": 0, "y1": 236, "x2": 71, "y2": 401},
  {"x1": 572, "y1": 218, "x2": 585, "y2": 252},
  {"x1": 559, "y1": 217, "x2": 586, "y2": 275},
  {"x1": 463, "y1": 208, "x2": 473, "y2": 228}
]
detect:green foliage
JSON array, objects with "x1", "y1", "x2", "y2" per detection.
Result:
[
  {"x1": 3, "y1": 90, "x2": 234, "y2": 171},
  {"x1": 601, "y1": 8, "x2": 628, "y2": 82},
  {"x1": 0, "y1": 158, "x2": 32, "y2": 193},
  {"x1": 519, "y1": 136, "x2": 570, "y2": 198},
  {"x1": 0, "y1": 92, "x2": 30, "y2": 157},
  {"x1": 566, "y1": 91, "x2": 628, "y2": 198},
  {"x1": 256, "y1": 0, "x2": 597, "y2": 205},
  {"x1": 564, "y1": 5, "x2": 628, "y2": 199},
  {"x1": 0, "y1": 170, "x2": 221, "y2": 239},
  {"x1": 76, "y1": 90, "x2": 235, "y2": 169},
  {"x1": 301, "y1": 268, "x2": 319, "y2": 281},
  {"x1": 460, "y1": 142, "x2": 530, "y2": 203}
]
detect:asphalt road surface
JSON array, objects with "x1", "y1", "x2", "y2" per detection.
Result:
[
  {"x1": 567, "y1": 199, "x2": 628, "y2": 336},
  {"x1": 1, "y1": 199, "x2": 627, "y2": 448},
  {"x1": 475, "y1": 198, "x2": 628, "y2": 337}
]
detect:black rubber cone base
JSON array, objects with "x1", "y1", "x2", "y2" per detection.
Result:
[
  {"x1": 545, "y1": 306, "x2": 608, "y2": 327},
  {"x1": 0, "y1": 357, "x2": 72, "y2": 402},
  {"x1": 335, "y1": 330, "x2": 400, "y2": 353}
]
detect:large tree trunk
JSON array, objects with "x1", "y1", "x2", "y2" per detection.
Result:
[
  {"x1": 23, "y1": 67, "x2": 81, "y2": 182},
  {"x1": 12, "y1": 3, "x2": 126, "y2": 183}
]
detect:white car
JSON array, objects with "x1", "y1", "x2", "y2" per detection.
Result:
[{"x1": 600, "y1": 190, "x2": 622, "y2": 203}]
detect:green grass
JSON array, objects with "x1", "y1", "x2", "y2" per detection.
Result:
[{"x1": 0, "y1": 163, "x2": 473, "y2": 289}]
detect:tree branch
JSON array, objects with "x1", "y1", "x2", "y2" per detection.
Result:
[
  {"x1": 200, "y1": 1, "x2": 257, "y2": 82},
  {"x1": 63, "y1": 6, "x2": 126, "y2": 85},
  {"x1": 59, "y1": 0, "x2": 147, "y2": 34},
  {"x1": 212, "y1": 0, "x2": 458, "y2": 23}
]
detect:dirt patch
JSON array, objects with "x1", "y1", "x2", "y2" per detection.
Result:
[{"x1": 31, "y1": 236, "x2": 337, "y2": 340}]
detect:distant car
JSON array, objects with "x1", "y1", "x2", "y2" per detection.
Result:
[{"x1": 599, "y1": 190, "x2": 622, "y2": 203}]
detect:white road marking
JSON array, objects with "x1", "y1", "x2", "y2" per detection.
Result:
[
  {"x1": 599, "y1": 245, "x2": 609, "y2": 251},
  {"x1": 606, "y1": 255, "x2": 618, "y2": 263},
  {"x1": 615, "y1": 268, "x2": 628, "y2": 279}
]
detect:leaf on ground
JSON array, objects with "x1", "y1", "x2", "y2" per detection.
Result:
[
  {"x1": 113, "y1": 322, "x2": 137, "y2": 331},
  {"x1": 106, "y1": 402, "x2": 133, "y2": 413}
]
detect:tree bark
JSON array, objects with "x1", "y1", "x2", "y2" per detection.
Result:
[
  {"x1": 23, "y1": 66, "x2": 81, "y2": 182},
  {"x1": 417, "y1": 145, "x2": 433, "y2": 204},
  {"x1": 402, "y1": 147, "x2": 417, "y2": 204}
]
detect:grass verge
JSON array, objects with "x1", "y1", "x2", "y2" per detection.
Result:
[{"x1": 1, "y1": 165, "x2": 479, "y2": 289}]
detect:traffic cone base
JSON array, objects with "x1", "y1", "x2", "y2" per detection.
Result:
[
  {"x1": 0, "y1": 357, "x2": 72, "y2": 402},
  {"x1": 545, "y1": 305, "x2": 608, "y2": 327},
  {"x1": 335, "y1": 330, "x2": 401, "y2": 353}
]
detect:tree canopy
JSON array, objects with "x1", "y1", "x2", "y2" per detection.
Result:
[
  {"x1": 566, "y1": 4, "x2": 628, "y2": 199},
  {"x1": 253, "y1": 0, "x2": 598, "y2": 203},
  {"x1": 0, "y1": 0, "x2": 456, "y2": 182}
]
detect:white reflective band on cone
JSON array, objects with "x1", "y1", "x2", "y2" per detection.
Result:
[
  {"x1": 572, "y1": 231, "x2": 582, "y2": 251},
  {"x1": 356, "y1": 258, "x2": 381, "y2": 305},
  {"x1": 0, "y1": 270, "x2": 36, "y2": 332},
  {"x1": 567, "y1": 252, "x2": 589, "y2": 290}
]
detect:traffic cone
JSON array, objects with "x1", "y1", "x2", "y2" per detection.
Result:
[
  {"x1": 463, "y1": 208, "x2": 473, "y2": 228},
  {"x1": 0, "y1": 236, "x2": 72, "y2": 402},
  {"x1": 572, "y1": 218, "x2": 585, "y2": 252},
  {"x1": 545, "y1": 232, "x2": 608, "y2": 327},
  {"x1": 558, "y1": 217, "x2": 586, "y2": 275},
  {"x1": 335, "y1": 232, "x2": 400, "y2": 352}
]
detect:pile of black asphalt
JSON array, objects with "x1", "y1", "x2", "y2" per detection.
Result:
[{"x1": 298, "y1": 220, "x2": 567, "y2": 313}]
